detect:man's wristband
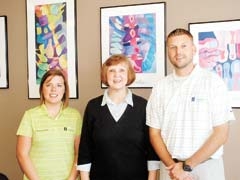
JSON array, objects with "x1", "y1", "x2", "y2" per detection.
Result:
[
  {"x1": 182, "y1": 161, "x2": 193, "y2": 172},
  {"x1": 173, "y1": 159, "x2": 193, "y2": 172}
]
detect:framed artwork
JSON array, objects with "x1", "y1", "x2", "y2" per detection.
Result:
[
  {"x1": 0, "y1": 16, "x2": 8, "y2": 89},
  {"x1": 189, "y1": 19, "x2": 240, "y2": 107},
  {"x1": 100, "y1": 2, "x2": 166, "y2": 88},
  {"x1": 26, "y1": 0, "x2": 78, "y2": 98}
]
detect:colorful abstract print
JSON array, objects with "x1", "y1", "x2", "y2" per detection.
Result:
[
  {"x1": 109, "y1": 13, "x2": 156, "y2": 73},
  {"x1": 198, "y1": 30, "x2": 240, "y2": 91},
  {"x1": 35, "y1": 3, "x2": 67, "y2": 84}
]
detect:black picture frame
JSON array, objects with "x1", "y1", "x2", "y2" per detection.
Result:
[
  {"x1": 26, "y1": 0, "x2": 78, "y2": 98},
  {"x1": 100, "y1": 2, "x2": 166, "y2": 88},
  {"x1": 0, "y1": 15, "x2": 8, "y2": 89}
]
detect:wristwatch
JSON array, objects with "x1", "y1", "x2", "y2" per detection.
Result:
[{"x1": 182, "y1": 161, "x2": 192, "y2": 172}]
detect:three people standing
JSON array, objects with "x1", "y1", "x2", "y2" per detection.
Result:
[{"x1": 16, "y1": 28, "x2": 235, "y2": 180}]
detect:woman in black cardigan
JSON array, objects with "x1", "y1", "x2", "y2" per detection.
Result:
[{"x1": 77, "y1": 54, "x2": 159, "y2": 180}]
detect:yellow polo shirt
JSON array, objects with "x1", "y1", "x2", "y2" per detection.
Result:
[{"x1": 17, "y1": 104, "x2": 82, "y2": 180}]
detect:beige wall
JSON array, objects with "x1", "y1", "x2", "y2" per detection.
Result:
[{"x1": 0, "y1": 0, "x2": 239, "y2": 179}]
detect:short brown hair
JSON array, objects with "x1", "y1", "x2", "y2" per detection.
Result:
[
  {"x1": 39, "y1": 69, "x2": 69, "y2": 108},
  {"x1": 167, "y1": 28, "x2": 193, "y2": 44},
  {"x1": 101, "y1": 54, "x2": 136, "y2": 86}
]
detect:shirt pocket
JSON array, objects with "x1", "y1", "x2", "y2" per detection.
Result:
[{"x1": 190, "y1": 95, "x2": 211, "y2": 129}]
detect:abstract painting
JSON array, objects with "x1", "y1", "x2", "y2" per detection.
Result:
[
  {"x1": 100, "y1": 3, "x2": 166, "y2": 88},
  {"x1": 189, "y1": 19, "x2": 240, "y2": 107},
  {"x1": 26, "y1": 0, "x2": 78, "y2": 98}
]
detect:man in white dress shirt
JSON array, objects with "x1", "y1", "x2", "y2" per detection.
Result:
[{"x1": 146, "y1": 28, "x2": 235, "y2": 180}]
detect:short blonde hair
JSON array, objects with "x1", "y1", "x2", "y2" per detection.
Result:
[
  {"x1": 39, "y1": 69, "x2": 69, "y2": 108},
  {"x1": 101, "y1": 54, "x2": 136, "y2": 86},
  {"x1": 167, "y1": 28, "x2": 193, "y2": 44}
]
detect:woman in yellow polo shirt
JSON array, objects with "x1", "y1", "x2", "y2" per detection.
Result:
[{"x1": 16, "y1": 69, "x2": 82, "y2": 180}]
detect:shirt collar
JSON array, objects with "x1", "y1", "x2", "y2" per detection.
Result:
[
  {"x1": 40, "y1": 103, "x2": 64, "y2": 119},
  {"x1": 173, "y1": 64, "x2": 198, "y2": 81},
  {"x1": 101, "y1": 89, "x2": 133, "y2": 107}
]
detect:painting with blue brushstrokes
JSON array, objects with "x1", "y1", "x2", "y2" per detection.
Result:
[{"x1": 101, "y1": 3, "x2": 166, "y2": 88}]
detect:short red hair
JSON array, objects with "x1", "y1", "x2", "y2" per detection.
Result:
[{"x1": 101, "y1": 54, "x2": 136, "y2": 86}]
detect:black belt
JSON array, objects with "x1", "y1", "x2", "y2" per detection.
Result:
[
  {"x1": 173, "y1": 158, "x2": 211, "y2": 163},
  {"x1": 173, "y1": 158, "x2": 184, "y2": 163}
]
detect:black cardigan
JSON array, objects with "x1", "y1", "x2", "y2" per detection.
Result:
[{"x1": 78, "y1": 94, "x2": 159, "y2": 180}]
